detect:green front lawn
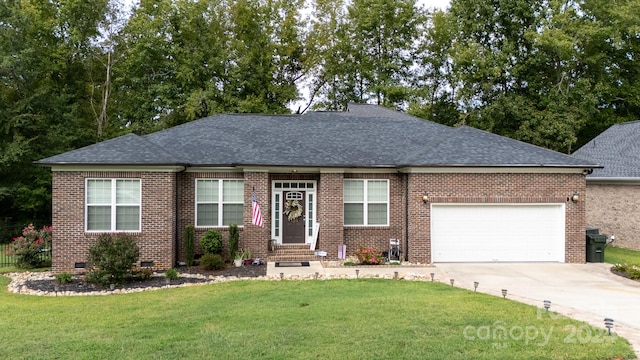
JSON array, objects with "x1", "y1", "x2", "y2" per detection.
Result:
[
  {"x1": 0, "y1": 277, "x2": 634, "y2": 359},
  {"x1": 605, "y1": 246, "x2": 640, "y2": 265}
]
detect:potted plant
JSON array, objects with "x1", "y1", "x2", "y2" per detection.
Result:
[
  {"x1": 233, "y1": 249, "x2": 244, "y2": 267},
  {"x1": 242, "y1": 249, "x2": 253, "y2": 266}
]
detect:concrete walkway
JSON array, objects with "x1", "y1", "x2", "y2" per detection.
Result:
[
  {"x1": 267, "y1": 261, "x2": 640, "y2": 357},
  {"x1": 266, "y1": 261, "x2": 436, "y2": 278}
]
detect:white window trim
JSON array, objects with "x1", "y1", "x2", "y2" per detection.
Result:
[
  {"x1": 344, "y1": 179, "x2": 389, "y2": 226},
  {"x1": 195, "y1": 179, "x2": 244, "y2": 228},
  {"x1": 85, "y1": 178, "x2": 142, "y2": 232}
]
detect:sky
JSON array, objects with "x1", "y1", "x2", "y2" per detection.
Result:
[{"x1": 419, "y1": 0, "x2": 450, "y2": 10}]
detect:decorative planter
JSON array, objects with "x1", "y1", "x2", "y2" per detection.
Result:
[
  {"x1": 234, "y1": 259, "x2": 243, "y2": 267},
  {"x1": 243, "y1": 259, "x2": 253, "y2": 266}
]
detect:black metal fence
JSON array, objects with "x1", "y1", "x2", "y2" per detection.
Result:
[
  {"x1": 0, "y1": 221, "x2": 52, "y2": 268},
  {"x1": 0, "y1": 245, "x2": 52, "y2": 268}
]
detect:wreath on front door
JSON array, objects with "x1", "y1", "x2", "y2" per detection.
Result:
[{"x1": 284, "y1": 200, "x2": 303, "y2": 222}]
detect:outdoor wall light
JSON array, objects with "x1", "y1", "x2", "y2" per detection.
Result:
[
  {"x1": 543, "y1": 300, "x2": 551, "y2": 312},
  {"x1": 604, "y1": 318, "x2": 614, "y2": 335},
  {"x1": 501, "y1": 289, "x2": 508, "y2": 299},
  {"x1": 571, "y1": 192, "x2": 580, "y2": 202},
  {"x1": 473, "y1": 281, "x2": 479, "y2": 292},
  {"x1": 422, "y1": 192, "x2": 429, "y2": 203}
]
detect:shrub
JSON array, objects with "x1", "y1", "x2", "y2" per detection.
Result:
[
  {"x1": 354, "y1": 246, "x2": 384, "y2": 265},
  {"x1": 4, "y1": 224, "x2": 52, "y2": 268},
  {"x1": 184, "y1": 225, "x2": 195, "y2": 266},
  {"x1": 200, "y1": 253, "x2": 225, "y2": 270},
  {"x1": 228, "y1": 224, "x2": 239, "y2": 259},
  {"x1": 87, "y1": 233, "x2": 140, "y2": 286},
  {"x1": 612, "y1": 263, "x2": 640, "y2": 280},
  {"x1": 55, "y1": 272, "x2": 73, "y2": 284},
  {"x1": 138, "y1": 267, "x2": 153, "y2": 280},
  {"x1": 626, "y1": 265, "x2": 640, "y2": 280},
  {"x1": 200, "y1": 229, "x2": 223, "y2": 255},
  {"x1": 165, "y1": 268, "x2": 179, "y2": 281}
]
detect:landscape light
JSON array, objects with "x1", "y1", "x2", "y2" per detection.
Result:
[{"x1": 604, "y1": 318, "x2": 614, "y2": 335}]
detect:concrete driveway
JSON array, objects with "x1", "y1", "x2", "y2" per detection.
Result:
[{"x1": 435, "y1": 262, "x2": 640, "y2": 356}]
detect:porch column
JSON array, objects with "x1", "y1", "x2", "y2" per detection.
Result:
[
  {"x1": 243, "y1": 171, "x2": 270, "y2": 259},
  {"x1": 318, "y1": 172, "x2": 344, "y2": 260}
]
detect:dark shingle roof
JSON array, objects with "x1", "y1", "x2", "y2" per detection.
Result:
[
  {"x1": 38, "y1": 133, "x2": 181, "y2": 165},
  {"x1": 38, "y1": 104, "x2": 595, "y2": 169},
  {"x1": 572, "y1": 120, "x2": 640, "y2": 178}
]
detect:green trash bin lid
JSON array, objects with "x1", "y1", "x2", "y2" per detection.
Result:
[{"x1": 586, "y1": 234, "x2": 607, "y2": 244}]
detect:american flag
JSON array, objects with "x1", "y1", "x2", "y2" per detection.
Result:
[{"x1": 252, "y1": 191, "x2": 264, "y2": 227}]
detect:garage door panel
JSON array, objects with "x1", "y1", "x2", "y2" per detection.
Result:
[{"x1": 431, "y1": 204, "x2": 565, "y2": 262}]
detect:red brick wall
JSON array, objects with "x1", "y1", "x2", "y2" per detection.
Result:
[
  {"x1": 585, "y1": 183, "x2": 640, "y2": 250},
  {"x1": 52, "y1": 169, "x2": 586, "y2": 271},
  {"x1": 318, "y1": 173, "x2": 344, "y2": 260},
  {"x1": 407, "y1": 172, "x2": 586, "y2": 264},
  {"x1": 52, "y1": 171, "x2": 176, "y2": 273},
  {"x1": 175, "y1": 172, "x2": 321, "y2": 263},
  {"x1": 176, "y1": 172, "x2": 244, "y2": 260},
  {"x1": 242, "y1": 172, "x2": 271, "y2": 259},
  {"x1": 343, "y1": 173, "x2": 406, "y2": 259}
]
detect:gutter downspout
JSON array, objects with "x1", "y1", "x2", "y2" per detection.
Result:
[
  {"x1": 404, "y1": 172, "x2": 409, "y2": 262},
  {"x1": 174, "y1": 166, "x2": 187, "y2": 266}
]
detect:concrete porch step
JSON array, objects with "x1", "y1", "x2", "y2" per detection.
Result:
[
  {"x1": 268, "y1": 254, "x2": 320, "y2": 262},
  {"x1": 269, "y1": 244, "x2": 319, "y2": 262}
]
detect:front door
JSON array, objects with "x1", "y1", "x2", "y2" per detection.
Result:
[{"x1": 282, "y1": 191, "x2": 305, "y2": 244}]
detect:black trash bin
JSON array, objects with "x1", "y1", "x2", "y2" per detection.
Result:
[
  {"x1": 585, "y1": 227, "x2": 600, "y2": 235},
  {"x1": 586, "y1": 233, "x2": 607, "y2": 263}
]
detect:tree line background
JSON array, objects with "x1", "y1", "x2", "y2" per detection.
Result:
[{"x1": 1, "y1": 0, "x2": 639, "y2": 235}]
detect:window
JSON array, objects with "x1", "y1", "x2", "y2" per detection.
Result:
[
  {"x1": 344, "y1": 179, "x2": 388, "y2": 226},
  {"x1": 196, "y1": 179, "x2": 244, "y2": 227},
  {"x1": 86, "y1": 179, "x2": 141, "y2": 232}
]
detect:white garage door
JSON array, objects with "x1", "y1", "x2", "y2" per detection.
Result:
[{"x1": 431, "y1": 204, "x2": 565, "y2": 262}]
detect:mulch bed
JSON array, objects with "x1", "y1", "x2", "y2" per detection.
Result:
[
  {"x1": 25, "y1": 264, "x2": 267, "y2": 294},
  {"x1": 610, "y1": 267, "x2": 639, "y2": 281}
]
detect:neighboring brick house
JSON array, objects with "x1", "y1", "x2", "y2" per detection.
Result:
[
  {"x1": 39, "y1": 104, "x2": 596, "y2": 273},
  {"x1": 573, "y1": 121, "x2": 640, "y2": 250}
]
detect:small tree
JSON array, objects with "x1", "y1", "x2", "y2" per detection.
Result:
[
  {"x1": 87, "y1": 233, "x2": 140, "y2": 286},
  {"x1": 228, "y1": 224, "x2": 239, "y2": 260},
  {"x1": 184, "y1": 225, "x2": 195, "y2": 266},
  {"x1": 4, "y1": 224, "x2": 52, "y2": 268},
  {"x1": 200, "y1": 229, "x2": 223, "y2": 255}
]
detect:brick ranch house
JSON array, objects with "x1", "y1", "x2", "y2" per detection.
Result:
[
  {"x1": 573, "y1": 120, "x2": 640, "y2": 250},
  {"x1": 38, "y1": 104, "x2": 597, "y2": 273}
]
